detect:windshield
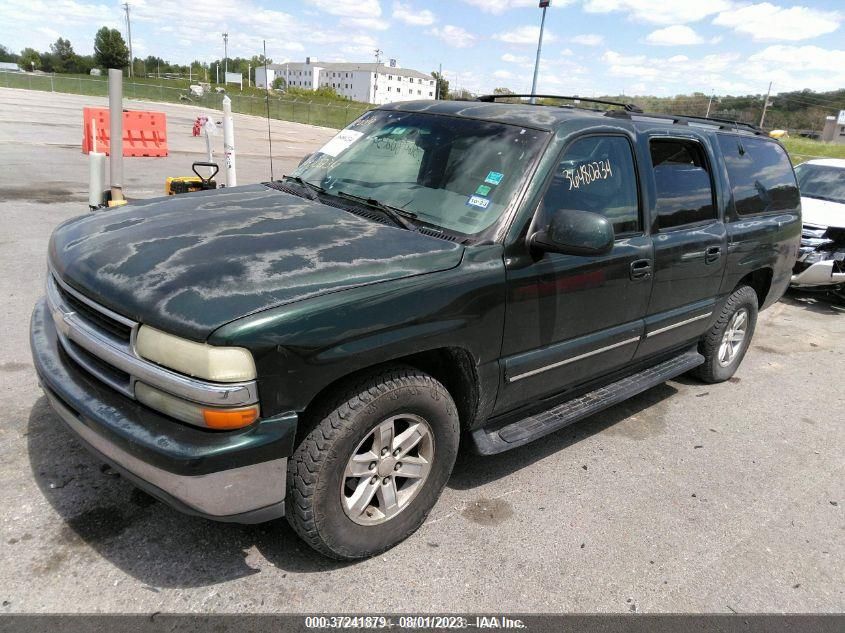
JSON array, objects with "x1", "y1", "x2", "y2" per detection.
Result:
[
  {"x1": 794, "y1": 163, "x2": 845, "y2": 205},
  {"x1": 291, "y1": 110, "x2": 549, "y2": 237}
]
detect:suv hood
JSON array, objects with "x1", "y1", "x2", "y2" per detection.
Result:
[
  {"x1": 801, "y1": 195, "x2": 845, "y2": 229},
  {"x1": 49, "y1": 185, "x2": 464, "y2": 341}
]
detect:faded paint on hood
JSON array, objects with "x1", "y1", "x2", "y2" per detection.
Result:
[
  {"x1": 800, "y1": 195, "x2": 845, "y2": 229},
  {"x1": 49, "y1": 185, "x2": 464, "y2": 341}
]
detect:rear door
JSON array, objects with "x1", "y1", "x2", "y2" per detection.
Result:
[
  {"x1": 635, "y1": 133, "x2": 728, "y2": 358},
  {"x1": 496, "y1": 133, "x2": 653, "y2": 413}
]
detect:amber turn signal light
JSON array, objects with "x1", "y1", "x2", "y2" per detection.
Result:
[{"x1": 202, "y1": 407, "x2": 259, "y2": 430}]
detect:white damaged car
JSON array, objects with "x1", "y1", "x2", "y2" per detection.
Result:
[{"x1": 791, "y1": 158, "x2": 845, "y2": 293}]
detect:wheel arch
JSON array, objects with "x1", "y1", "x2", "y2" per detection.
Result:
[
  {"x1": 295, "y1": 347, "x2": 482, "y2": 443},
  {"x1": 737, "y1": 267, "x2": 773, "y2": 308}
]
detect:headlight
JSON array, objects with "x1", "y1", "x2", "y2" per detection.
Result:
[
  {"x1": 135, "y1": 325, "x2": 256, "y2": 382},
  {"x1": 135, "y1": 383, "x2": 259, "y2": 430}
]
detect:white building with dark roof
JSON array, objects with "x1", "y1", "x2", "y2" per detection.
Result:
[{"x1": 255, "y1": 58, "x2": 436, "y2": 105}]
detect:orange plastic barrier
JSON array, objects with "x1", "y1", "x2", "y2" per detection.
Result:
[{"x1": 82, "y1": 107, "x2": 168, "y2": 157}]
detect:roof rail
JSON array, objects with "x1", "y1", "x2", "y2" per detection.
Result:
[
  {"x1": 476, "y1": 94, "x2": 644, "y2": 113},
  {"x1": 606, "y1": 110, "x2": 765, "y2": 135}
]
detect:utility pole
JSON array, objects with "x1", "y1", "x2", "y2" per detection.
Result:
[
  {"x1": 530, "y1": 1, "x2": 551, "y2": 104},
  {"x1": 123, "y1": 3, "x2": 133, "y2": 78},
  {"x1": 759, "y1": 81, "x2": 773, "y2": 128},
  {"x1": 373, "y1": 48, "x2": 382, "y2": 104},
  {"x1": 435, "y1": 62, "x2": 442, "y2": 100},
  {"x1": 222, "y1": 32, "x2": 229, "y2": 84},
  {"x1": 705, "y1": 92, "x2": 714, "y2": 118}
]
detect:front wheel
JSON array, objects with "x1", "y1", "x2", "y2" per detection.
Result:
[
  {"x1": 693, "y1": 285, "x2": 758, "y2": 384},
  {"x1": 285, "y1": 367, "x2": 460, "y2": 560}
]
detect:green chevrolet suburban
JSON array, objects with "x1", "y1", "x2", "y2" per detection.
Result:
[{"x1": 31, "y1": 97, "x2": 800, "y2": 559}]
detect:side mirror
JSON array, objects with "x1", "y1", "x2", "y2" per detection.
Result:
[
  {"x1": 530, "y1": 209, "x2": 614, "y2": 257},
  {"x1": 298, "y1": 153, "x2": 313, "y2": 167}
]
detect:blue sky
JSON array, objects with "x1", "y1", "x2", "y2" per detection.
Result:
[{"x1": 1, "y1": 0, "x2": 844, "y2": 97}]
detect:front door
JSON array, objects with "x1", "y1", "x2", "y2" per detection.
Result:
[
  {"x1": 496, "y1": 133, "x2": 653, "y2": 414},
  {"x1": 635, "y1": 134, "x2": 728, "y2": 358}
]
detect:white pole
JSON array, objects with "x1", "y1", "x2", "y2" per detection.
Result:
[
  {"x1": 222, "y1": 95, "x2": 237, "y2": 187},
  {"x1": 108, "y1": 68, "x2": 124, "y2": 202},
  {"x1": 88, "y1": 119, "x2": 105, "y2": 208}
]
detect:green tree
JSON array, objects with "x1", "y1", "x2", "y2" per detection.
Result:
[
  {"x1": 94, "y1": 27, "x2": 129, "y2": 69},
  {"x1": 49, "y1": 37, "x2": 76, "y2": 72},
  {"x1": 492, "y1": 87, "x2": 520, "y2": 103},
  {"x1": 19, "y1": 47, "x2": 40, "y2": 71},
  {"x1": 431, "y1": 71, "x2": 449, "y2": 100},
  {"x1": 0, "y1": 44, "x2": 19, "y2": 63}
]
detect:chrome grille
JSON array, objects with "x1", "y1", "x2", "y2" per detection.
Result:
[{"x1": 45, "y1": 271, "x2": 259, "y2": 408}]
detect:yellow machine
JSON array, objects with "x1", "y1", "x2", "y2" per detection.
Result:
[{"x1": 166, "y1": 162, "x2": 219, "y2": 195}]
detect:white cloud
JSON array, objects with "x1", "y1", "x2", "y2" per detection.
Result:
[
  {"x1": 344, "y1": 16, "x2": 390, "y2": 30},
  {"x1": 501, "y1": 53, "x2": 530, "y2": 63},
  {"x1": 461, "y1": 0, "x2": 572, "y2": 15},
  {"x1": 307, "y1": 0, "x2": 382, "y2": 19},
  {"x1": 602, "y1": 49, "x2": 745, "y2": 93},
  {"x1": 645, "y1": 25, "x2": 705, "y2": 46},
  {"x1": 493, "y1": 69, "x2": 514, "y2": 79},
  {"x1": 713, "y1": 3, "x2": 842, "y2": 42},
  {"x1": 493, "y1": 25, "x2": 557, "y2": 45},
  {"x1": 583, "y1": 0, "x2": 731, "y2": 25},
  {"x1": 748, "y1": 44, "x2": 845, "y2": 71},
  {"x1": 742, "y1": 45, "x2": 845, "y2": 93},
  {"x1": 429, "y1": 25, "x2": 477, "y2": 48},
  {"x1": 571, "y1": 33, "x2": 604, "y2": 46},
  {"x1": 392, "y1": 1, "x2": 435, "y2": 26}
]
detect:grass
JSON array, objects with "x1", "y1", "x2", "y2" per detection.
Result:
[
  {"x1": 782, "y1": 137, "x2": 845, "y2": 165},
  {"x1": 0, "y1": 71, "x2": 372, "y2": 130}
]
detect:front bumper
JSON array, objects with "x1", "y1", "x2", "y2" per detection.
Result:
[
  {"x1": 791, "y1": 260, "x2": 845, "y2": 288},
  {"x1": 30, "y1": 298, "x2": 297, "y2": 523}
]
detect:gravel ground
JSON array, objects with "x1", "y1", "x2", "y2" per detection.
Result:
[{"x1": 0, "y1": 87, "x2": 842, "y2": 614}]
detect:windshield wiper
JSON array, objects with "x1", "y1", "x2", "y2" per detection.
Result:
[
  {"x1": 282, "y1": 175, "x2": 324, "y2": 200},
  {"x1": 335, "y1": 191, "x2": 418, "y2": 231}
]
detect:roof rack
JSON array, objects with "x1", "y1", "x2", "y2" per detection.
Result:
[
  {"x1": 476, "y1": 94, "x2": 644, "y2": 113},
  {"x1": 605, "y1": 110, "x2": 765, "y2": 135}
]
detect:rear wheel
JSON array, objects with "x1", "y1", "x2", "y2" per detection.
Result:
[
  {"x1": 285, "y1": 367, "x2": 459, "y2": 560},
  {"x1": 693, "y1": 285, "x2": 758, "y2": 384}
]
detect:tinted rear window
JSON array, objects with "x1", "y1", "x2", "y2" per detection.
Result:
[
  {"x1": 651, "y1": 139, "x2": 715, "y2": 229},
  {"x1": 717, "y1": 136, "x2": 799, "y2": 215}
]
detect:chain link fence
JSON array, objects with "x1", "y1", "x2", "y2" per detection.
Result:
[{"x1": 1, "y1": 71, "x2": 372, "y2": 129}]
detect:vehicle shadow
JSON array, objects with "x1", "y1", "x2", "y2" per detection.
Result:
[
  {"x1": 780, "y1": 289, "x2": 845, "y2": 315},
  {"x1": 448, "y1": 382, "x2": 678, "y2": 490},
  {"x1": 26, "y1": 396, "x2": 352, "y2": 589},
  {"x1": 28, "y1": 382, "x2": 678, "y2": 587}
]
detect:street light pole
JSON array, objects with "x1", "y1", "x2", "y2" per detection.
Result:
[
  {"x1": 373, "y1": 48, "x2": 382, "y2": 104},
  {"x1": 123, "y1": 3, "x2": 133, "y2": 78},
  {"x1": 223, "y1": 32, "x2": 228, "y2": 85},
  {"x1": 529, "y1": 0, "x2": 551, "y2": 104}
]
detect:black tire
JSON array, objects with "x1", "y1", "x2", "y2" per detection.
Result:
[
  {"x1": 693, "y1": 285, "x2": 758, "y2": 384},
  {"x1": 285, "y1": 366, "x2": 460, "y2": 560}
]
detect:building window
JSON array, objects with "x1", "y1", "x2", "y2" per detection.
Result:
[{"x1": 387, "y1": 87, "x2": 391, "y2": 91}]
